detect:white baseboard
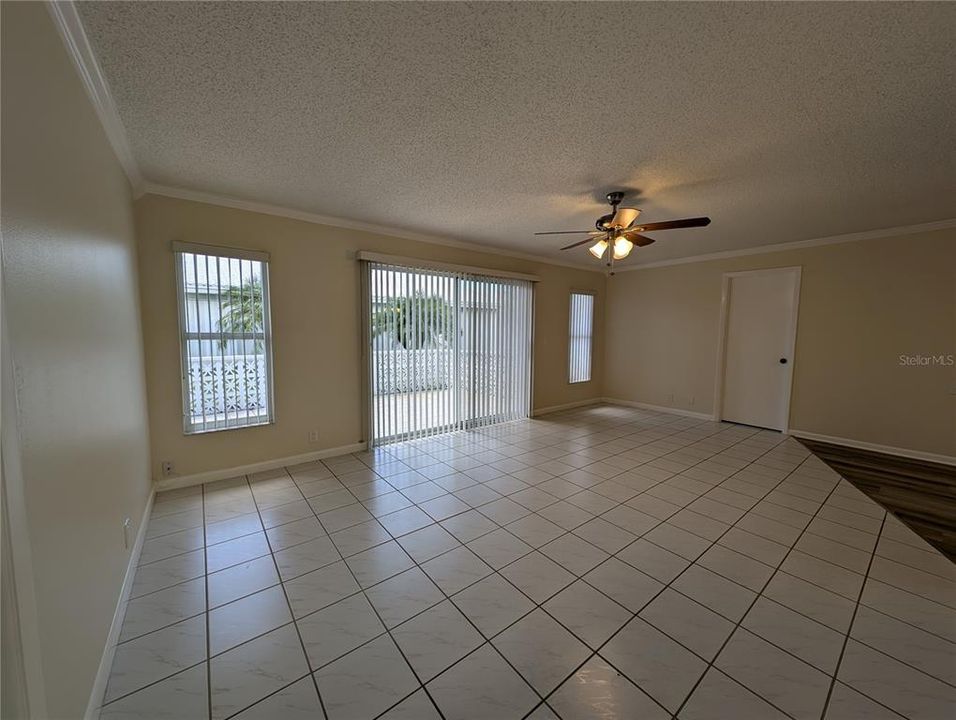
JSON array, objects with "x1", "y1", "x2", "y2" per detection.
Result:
[
  {"x1": 155, "y1": 441, "x2": 368, "y2": 491},
  {"x1": 787, "y1": 430, "x2": 956, "y2": 467},
  {"x1": 85, "y1": 489, "x2": 154, "y2": 720},
  {"x1": 532, "y1": 398, "x2": 604, "y2": 417},
  {"x1": 601, "y1": 397, "x2": 716, "y2": 422}
]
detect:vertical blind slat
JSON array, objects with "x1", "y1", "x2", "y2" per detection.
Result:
[
  {"x1": 239, "y1": 257, "x2": 250, "y2": 427},
  {"x1": 374, "y1": 266, "x2": 380, "y2": 440},
  {"x1": 191, "y1": 253, "x2": 208, "y2": 431},
  {"x1": 248, "y1": 260, "x2": 262, "y2": 429},
  {"x1": 204, "y1": 254, "x2": 220, "y2": 429},
  {"x1": 213, "y1": 256, "x2": 229, "y2": 430},
  {"x1": 177, "y1": 253, "x2": 193, "y2": 430}
]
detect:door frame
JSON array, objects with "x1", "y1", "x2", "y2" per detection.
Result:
[{"x1": 713, "y1": 266, "x2": 802, "y2": 432}]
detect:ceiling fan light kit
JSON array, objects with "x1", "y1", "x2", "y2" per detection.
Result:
[
  {"x1": 589, "y1": 234, "x2": 634, "y2": 260},
  {"x1": 535, "y1": 190, "x2": 711, "y2": 273}
]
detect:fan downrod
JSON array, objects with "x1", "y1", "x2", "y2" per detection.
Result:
[{"x1": 595, "y1": 191, "x2": 626, "y2": 230}]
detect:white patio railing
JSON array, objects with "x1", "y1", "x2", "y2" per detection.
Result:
[
  {"x1": 186, "y1": 355, "x2": 269, "y2": 422},
  {"x1": 372, "y1": 349, "x2": 502, "y2": 394}
]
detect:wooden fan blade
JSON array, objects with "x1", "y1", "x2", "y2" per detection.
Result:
[
  {"x1": 633, "y1": 216, "x2": 711, "y2": 232},
  {"x1": 622, "y1": 232, "x2": 655, "y2": 247},
  {"x1": 560, "y1": 236, "x2": 604, "y2": 251},
  {"x1": 533, "y1": 230, "x2": 602, "y2": 236},
  {"x1": 608, "y1": 207, "x2": 640, "y2": 229}
]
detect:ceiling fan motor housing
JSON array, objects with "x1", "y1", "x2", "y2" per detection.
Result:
[{"x1": 606, "y1": 191, "x2": 625, "y2": 206}]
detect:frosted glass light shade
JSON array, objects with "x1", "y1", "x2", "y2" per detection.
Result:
[
  {"x1": 613, "y1": 237, "x2": 634, "y2": 259},
  {"x1": 588, "y1": 239, "x2": 609, "y2": 259}
]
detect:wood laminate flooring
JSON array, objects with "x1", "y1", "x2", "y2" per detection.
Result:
[{"x1": 798, "y1": 438, "x2": 956, "y2": 562}]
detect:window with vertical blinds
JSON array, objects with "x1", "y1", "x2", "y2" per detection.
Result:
[
  {"x1": 568, "y1": 291, "x2": 594, "y2": 383},
  {"x1": 367, "y1": 261, "x2": 533, "y2": 445},
  {"x1": 174, "y1": 243, "x2": 275, "y2": 434}
]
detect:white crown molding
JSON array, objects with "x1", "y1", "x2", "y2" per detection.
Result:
[
  {"x1": 46, "y1": 1, "x2": 144, "y2": 193},
  {"x1": 44, "y1": 0, "x2": 595, "y2": 272},
  {"x1": 613, "y1": 218, "x2": 956, "y2": 272},
  {"x1": 141, "y1": 182, "x2": 605, "y2": 274},
  {"x1": 50, "y1": 0, "x2": 952, "y2": 275}
]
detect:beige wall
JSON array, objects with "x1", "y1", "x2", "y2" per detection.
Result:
[
  {"x1": 1, "y1": 3, "x2": 153, "y2": 717},
  {"x1": 606, "y1": 228, "x2": 956, "y2": 457},
  {"x1": 135, "y1": 194, "x2": 605, "y2": 479}
]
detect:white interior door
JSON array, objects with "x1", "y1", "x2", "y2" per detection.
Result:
[{"x1": 720, "y1": 268, "x2": 800, "y2": 431}]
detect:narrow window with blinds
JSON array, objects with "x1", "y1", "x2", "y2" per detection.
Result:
[
  {"x1": 568, "y1": 291, "x2": 594, "y2": 383},
  {"x1": 174, "y1": 243, "x2": 275, "y2": 434}
]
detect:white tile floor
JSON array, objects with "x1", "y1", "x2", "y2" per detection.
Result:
[{"x1": 99, "y1": 405, "x2": 956, "y2": 720}]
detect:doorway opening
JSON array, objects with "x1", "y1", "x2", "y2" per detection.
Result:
[{"x1": 366, "y1": 262, "x2": 533, "y2": 446}]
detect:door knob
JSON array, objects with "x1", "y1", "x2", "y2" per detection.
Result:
[{"x1": 779, "y1": 358, "x2": 788, "y2": 364}]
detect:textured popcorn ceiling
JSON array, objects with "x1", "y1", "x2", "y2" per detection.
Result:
[{"x1": 78, "y1": 1, "x2": 955, "y2": 266}]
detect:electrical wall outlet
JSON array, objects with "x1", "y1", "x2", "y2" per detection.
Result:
[
  {"x1": 161, "y1": 461, "x2": 174, "y2": 477},
  {"x1": 123, "y1": 517, "x2": 132, "y2": 549},
  {"x1": 308, "y1": 430, "x2": 319, "y2": 443}
]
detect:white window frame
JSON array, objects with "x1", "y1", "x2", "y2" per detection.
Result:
[
  {"x1": 173, "y1": 241, "x2": 275, "y2": 434},
  {"x1": 568, "y1": 290, "x2": 594, "y2": 384}
]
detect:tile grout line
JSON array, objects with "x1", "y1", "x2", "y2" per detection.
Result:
[
  {"x1": 330, "y1": 469, "x2": 559, "y2": 717},
  {"x1": 523, "y1": 432, "x2": 816, "y2": 719},
  {"x1": 122, "y1": 408, "x2": 952, "y2": 720},
  {"x1": 851, "y1": 599, "x2": 956, "y2": 649},
  {"x1": 202, "y1": 483, "x2": 212, "y2": 720},
  {"x1": 101, "y1": 422, "x2": 704, "y2": 708},
  {"x1": 818, "y1": 511, "x2": 888, "y2": 720},
  {"x1": 625, "y1": 515, "x2": 901, "y2": 643},
  {"x1": 239, "y1": 468, "x2": 335, "y2": 720},
  {"x1": 114, "y1": 457, "x2": 939, "y2": 716},
  {"x1": 145, "y1": 430, "x2": 772, "y2": 583},
  {"x1": 420, "y1": 424, "x2": 776, "y2": 621},
  {"x1": 314, "y1": 428, "x2": 727, "y2": 702},
  {"x1": 869, "y1": 547, "x2": 956, "y2": 584},
  {"x1": 280, "y1": 466, "x2": 452, "y2": 720},
  {"x1": 337, "y1": 417, "x2": 740, "y2": 716},
  {"x1": 254, "y1": 416, "x2": 788, "y2": 717},
  {"x1": 669, "y1": 455, "x2": 860, "y2": 719},
  {"x1": 131, "y1": 463, "x2": 893, "y2": 640}
]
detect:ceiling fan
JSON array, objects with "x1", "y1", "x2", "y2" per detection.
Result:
[{"x1": 535, "y1": 191, "x2": 710, "y2": 271}]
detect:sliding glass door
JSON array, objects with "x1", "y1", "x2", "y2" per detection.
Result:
[{"x1": 366, "y1": 262, "x2": 532, "y2": 445}]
